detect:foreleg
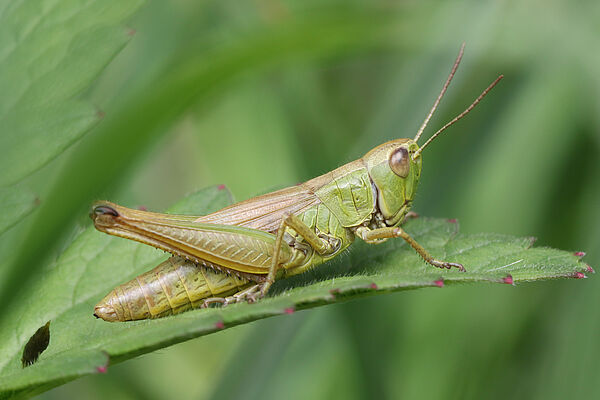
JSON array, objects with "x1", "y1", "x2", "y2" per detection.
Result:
[{"x1": 355, "y1": 226, "x2": 464, "y2": 271}]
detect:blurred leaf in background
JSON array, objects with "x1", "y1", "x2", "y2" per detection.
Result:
[
  {"x1": 1, "y1": 0, "x2": 599, "y2": 399},
  {"x1": 0, "y1": 0, "x2": 143, "y2": 285}
]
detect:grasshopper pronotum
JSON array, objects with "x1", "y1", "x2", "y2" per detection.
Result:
[{"x1": 91, "y1": 45, "x2": 502, "y2": 321}]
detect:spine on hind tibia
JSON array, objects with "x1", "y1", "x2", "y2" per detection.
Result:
[{"x1": 95, "y1": 256, "x2": 250, "y2": 321}]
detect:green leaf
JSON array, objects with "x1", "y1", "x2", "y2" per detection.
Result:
[
  {"x1": 0, "y1": 1, "x2": 143, "y2": 187},
  {"x1": 0, "y1": 186, "x2": 589, "y2": 399},
  {"x1": 0, "y1": 187, "x2": 37, "y2": 236},
  {"x1": 0, "y1": 0, "x2": 145, "y2": 326}
]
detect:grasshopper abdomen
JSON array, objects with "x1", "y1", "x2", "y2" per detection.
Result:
[{"x1": 94, "y1": 257, "x2": 250, "y2": 321}]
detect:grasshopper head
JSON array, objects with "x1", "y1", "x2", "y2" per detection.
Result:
[
  {"x1": 362, "y1": 139, "x2": 422, "y2": 226},
  {"x1": 361, "y1": 45, "x2": 503, "y2": 226}
]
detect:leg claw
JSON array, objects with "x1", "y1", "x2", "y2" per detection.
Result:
[
  {"x1": 445, "y1": 262, "x2": 465, "y2": 272},
  {"x1": 201, "y1": 297, "x2": 226, "y2": 308},
  {"x1": 405, "y1": 211, "x2": 419, "y2": 220},
  {"x1": 431, "y1": 260, "x2": 465, "y2": 272},
  {"x1": 199, "y1": 283, "x2": 266, "y2": 309}
]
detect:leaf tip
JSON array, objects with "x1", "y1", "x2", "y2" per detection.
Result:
[
  {"x1": 502, "y1": 275, "x2": 514, "y2": 285},
  {"x1": 95, "y1": 352, "x2": 110, "y2": 374},
  {"x1": 96, "y1": 365, "x2": 108, "y2": 374},
  {"x1": 586, "y1": 264, "x2": 595, "y2": 274},
  {"x1": 573, "y1": 271, "x2": 586, "y2": 279}
]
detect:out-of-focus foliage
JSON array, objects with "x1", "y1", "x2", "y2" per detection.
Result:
[
  {"x1": 0, "y1": 1, "x2": 142, "y2": 187},
  {"x1": 0, "y1": 0, "x2": 142, "y2": 254},
  {"x1": 1, "y1": 0, "x2": 598, "y2": 399}
]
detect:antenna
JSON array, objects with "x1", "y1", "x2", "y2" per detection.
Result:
[
  {"x1": 413, "y1": 43, "x2": 465, "y2": 143},
  {"x1": 413, "y1": 75, "x2": 503, "y2": 159}
]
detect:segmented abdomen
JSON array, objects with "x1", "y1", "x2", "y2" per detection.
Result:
[{"x1": 94, "y1": 256, "x2": 250, "y2": 322}]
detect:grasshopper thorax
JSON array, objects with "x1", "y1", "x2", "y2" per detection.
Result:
[{"x1": 362, "y1": 139, "x2": 422, "y2": 227}]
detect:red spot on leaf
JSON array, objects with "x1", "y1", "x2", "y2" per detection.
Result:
[
  {"x1": 434, "y1": 279, "x2": 444, "y2": 288},
  {"x1": 284, "y1": 307, "x2": 295, "y2": 314},
  {"x1": 369, "y1": 283, "x2": 378, "y2": 290},
  {"x1": 137, "y1": 206, "x2": 147, "y2": 211},
  {"x1": 215, "y1": 321, "x2": 225, "y2": 329},
  {"x1": 503, "y1": 275, "x2": 514, "y2": 285},
  {"x1": 96, "y1": 366, "x2": 107, "y2": 373},
  {"x1": 217, "y1": 184, "x2": 226, "y2": 191},
  {"x1": 127, "y1": 28, "x2": 137, "y2": 36},
  {"x1": 96, "y1": 110, "x2": 105, "y2": 119},
  {"x1": 574, "y1": 251, "x2": 586, "y2": 257},
  {"x1": 573, "y1": 272, "x2": 586, "y2": 279},
  {"x1": 447, "y1": 218, "x2": 457, "y2": 223}
]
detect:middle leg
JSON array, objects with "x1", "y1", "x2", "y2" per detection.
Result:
[{"x1": 262, "y1": 213, "x2": 340, "y2": 295}]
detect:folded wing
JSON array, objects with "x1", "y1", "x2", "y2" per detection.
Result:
[{"x1": 196, "y1": 184, "x2": 321, "y2": 233}]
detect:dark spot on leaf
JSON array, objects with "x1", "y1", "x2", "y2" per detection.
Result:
[{"x1": 22, "y1": 321, "x2": 50, "y2": 368}]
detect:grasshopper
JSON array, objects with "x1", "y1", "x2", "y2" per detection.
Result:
[{"x1": 91, "y1": 45, "x2": 502, "y2": 322}]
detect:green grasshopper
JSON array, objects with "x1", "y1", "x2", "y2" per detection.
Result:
[{"x1": 91, "y1": 45, "x2": 502, "y2": 322}]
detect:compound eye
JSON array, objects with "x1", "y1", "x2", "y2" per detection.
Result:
[{"x1": 389, "y1": 147, "x2": 410, "y2": 178}]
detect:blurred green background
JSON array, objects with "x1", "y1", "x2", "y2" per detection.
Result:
[{"x1": 12, "y1": 0, "x2": 600, "y2": 398}]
